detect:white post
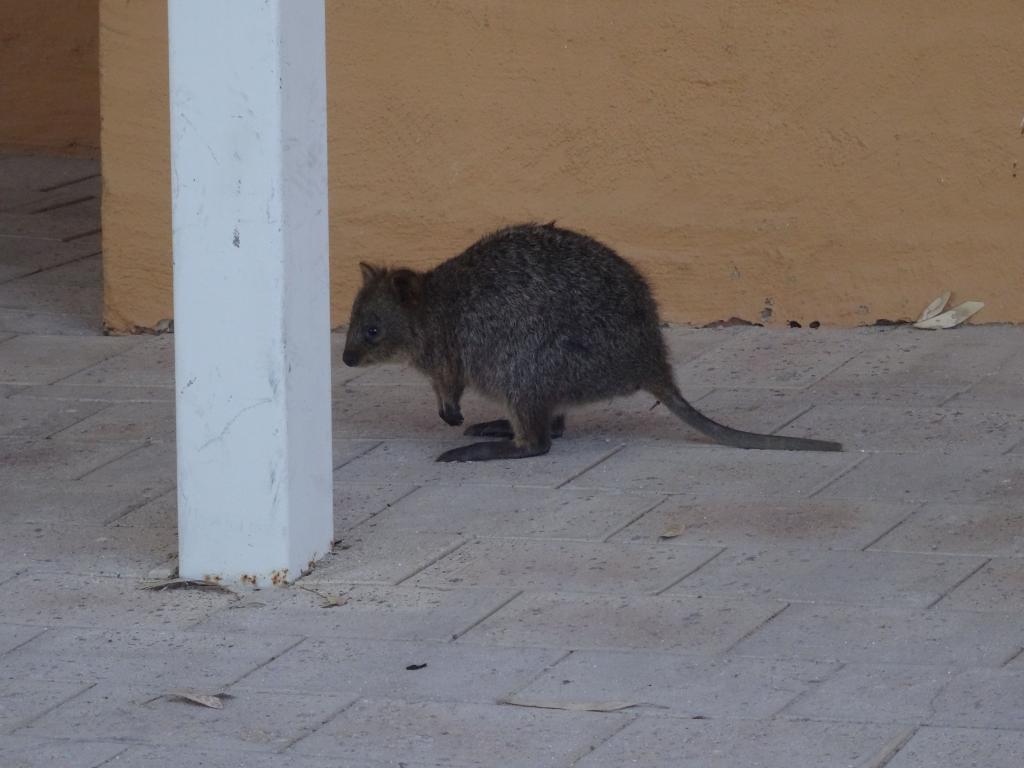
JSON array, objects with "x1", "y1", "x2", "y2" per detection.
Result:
[{"x1": 168, "y1": 0, "x2": 333, "y2": 586}]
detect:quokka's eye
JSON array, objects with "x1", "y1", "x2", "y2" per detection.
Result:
[{"x1": 365, "y1": 326, "x2": 380, "y2": 341}]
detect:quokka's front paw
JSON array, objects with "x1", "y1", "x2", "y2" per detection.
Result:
[{"x1": 438, "y1": 402, "x2": 463, "y2": 426}]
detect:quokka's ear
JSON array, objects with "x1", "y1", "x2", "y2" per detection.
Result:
[
  {"x1": 359, "y1": 262, "x2": 381, "y2": 285},
  {"x1": 389, "y1": 269, "x2": 423, "y2": 307}
]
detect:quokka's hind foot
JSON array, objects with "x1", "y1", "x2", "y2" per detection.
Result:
[
  {"x1": 442, "y1": 407, "x2": 556, "y2": 461},
  {"x1": 463, "y1": 415, "x2": 565, "y2": 439},
  {"x1": 436, "y1": 439, "x2": 552, "y2": 462}
]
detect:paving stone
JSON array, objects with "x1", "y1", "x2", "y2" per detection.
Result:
[
  {"x1": 331, "y1": 480, "x2": 418, "y2": 532},
  {"x1": 6, "y1": 196, "x2": 98, "y2": 225},
  {"x1": 3, "y1": 267, "x2": 1024, "y2": 768},
  {"x1": 0, "y1": 572, "x2": 232, "y2": 629},
  {"x1": 0, "y1": 236, "x2": 101, "y2": 283},
  {"x1": 575, "y1": 716, "x2": 908, "y2": 768},
  {"x1": 0, "y1": 334, "x2": 138, "y2": 385},
  {"x1": 5, "y1": 183, "x2": 101, "y2": 217},
  {"x1": 816, "y1": 453, "x2": 1023, "y2": 504},
  {"x1": 938, "y1": 558, "x2": 1024, "y2": 613},
  {"x1": 291, "y1": 697, "x2": 624, "y2": 766},
  {"x1": 107, "y1": 489, "x2": 177, "y2": 528},
  {"x1": 338, "y1": 361, "x2": 425, "y2": 387},
  {"x1": 96, "y1": 747, "x2": 356, "y2": 768},
  {"x1": 0, "y1": 627, "x2": 303, "y2": 688},
  {"x1": 17, "y1": 255, "x2": 101, "y2": 288},
  {"x1": 782, "y1": 663, "x2": 957, "y2": 724},
  {"x1": 3, "y1": 482, "x2": 153, "y2": 526},
  {"x1": 75, "y1": 441, "x2": 177, "y2": 496},
  {"x1": 672, "y1": 547, "x2": 984, "y2": 608},
  {"x1": 0, "y1": 180, "x2": 100, "y2": 214},
  {"x1": 951, "y1": 381, "x2": 1024, "y2": 412},
  {"x1": 58, "y1": 336, "x2": 175, "y2": 388},
  {"x1": 946, "y1": 355, "x2": 1024, "y2": 409},
  {"x1": 332, "y1": 381, "x2": 427, "y2": 437},
  {"x1": 334, "y1": 437, "x2": 624, "y2": 489},
  {"x1": 0, "y1": 523, "x2": 176, "y2": 576},
  {"x1": 196, "y1": 584, "x2": 517, "y2": 642},
  {"x1": 12, "y1": 383, "x2": 174, "y2": 402},
  {"x1": 785, "y1": 404, "x2": 1024, "y2": 454},
  {"x1": 731, "y1": 603, "x2": 1023, "y2": 666},
  {"x1": 0, "y1": 209, "x2": 91, "y2": 241},
  {"x1": 359, "y1": 485, "x2": 663, "y2": 541},
  {"x1": 662, "y1": 325, "x2": 754, "y2": 362},
  {"x1": 885, "y1": 727, "x2": 1024, "y2": 768},
  {"x1": 300, "y1": 533, "x2": 465, "y2": 586},
  {"x1": 333, "y1": 384, "x2": 494, "y2": 438},
  {"x1": 612, "y1": 498, "x2": 919, "y2": 550},
  {"x1": 19, "y1": 682, "x2": 352, "y2": 754},
  {"x1": 462, "y1": 592, "x2": 781, "y2": 653},
  {"x1": 674, "y1": 328, "x2": 873, "y2": 390},
  {"x1": 0, "y1": 396, "x2": 107, "y2": 437},
  {"x1": 986, "y1": 348, "x2": 1024, "y2": 377},
  {"x1": 567, "y1": 442, "x2": 857, "y2": 497},
  {"x1": 787, "y1": 664, "x2": 1024, "y2": 729},
  {"x1": 0, "y1": 176, "x2": 99, "y2": 216},
  {"x1": 0, "y1": 437, "x2": 141, "y2": 485},
  {"x1": 560, "y1": 389, "x2": 714, "y2": 441},
  {"x1": 0, "y1": 205, "x2": 101, "y2": 241},
  {"x1": 0, "y1": 307, "x2": 101, "y2": 336},
  {"x1": 0, "y1": 623, "x2": 45, "y2": 656},
  {"x1": 99, "y1": 753, "x2": 356, "y2": 768},
  {"x1": 800, "y1": 379, "x2": 966, "y2": 407},
  {"x1": 235, "y1": 637, "x2": 564, "y2": 702},
  {"x1": 0, "y1": 154, "x2": 99, "y2": 201},
  {"x1": 331, "y1": 438, "x2": 382, "y2": 469},
  {"x1": 410, "y1": 538, "x2": 720, "y2": 595},
  {"x1": 0, "y1": 735, "x2": 125, "y2": 768},
  {"x1": 0, "y1": 678, "x2": 92, "y2": 733},
  {"x1": 513, "y1": 651, "x2": 836, "y2": 719},
  {"x1": 49, "y1": 402, "x2": 176, "y2": 442},
  {"x1": 0, "y1": 281, "x2": 100, "y2": 316},
  {"x1": 824, "y1": 326, "x2": 1020, "y2": 388},
  {"x1": 869, "y1": 503, "x2": 1024, "y2": 556}
]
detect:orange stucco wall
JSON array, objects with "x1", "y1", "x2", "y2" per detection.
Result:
[
  {"x1": 101, "y1": 1, "x2": 1024, "y2": 331},
  {"x1": 0, "y1": 0, "x2": 99, "y2": 156}
]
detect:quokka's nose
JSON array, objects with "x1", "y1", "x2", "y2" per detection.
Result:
[{"x1": 342, "y1": 350, "x2": 360, "y2": 367}]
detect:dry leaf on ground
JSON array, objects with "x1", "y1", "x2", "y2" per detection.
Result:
[
  {"x1": 913, "y1": 300, "x2": 984, "y2": 330},
  {"x1": 138, "y1": 578, "x2": 239, "y2": 597},
  {"x1": 916, "y1": 291, "x2": 951, "y2": 323},
  {"x1": 165, "y1": 690, "x2": 234, "y2": 709},
  {"x1": 298, "y1": 584, "x2": 349, "y2": 608},
  {"x1": 498, "y1": 697, "x2": 650, "y2": 713}
]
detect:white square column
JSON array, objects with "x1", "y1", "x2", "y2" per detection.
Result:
[{"x1": 168, "y1": 0, "x2": 333, "y2": 585}]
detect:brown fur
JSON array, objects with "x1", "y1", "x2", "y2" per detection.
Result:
[{"x1": 342, "y1": 223, "x2": 841, "y2": 461}]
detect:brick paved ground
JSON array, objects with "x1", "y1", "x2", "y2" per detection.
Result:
[{"x1": 2, "y1": 153, "x2": 1023, "y2": 766}]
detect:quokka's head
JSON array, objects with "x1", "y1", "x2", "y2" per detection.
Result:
[{"x1": 341, "y1": 263, "x2": 423, "y2": 367}]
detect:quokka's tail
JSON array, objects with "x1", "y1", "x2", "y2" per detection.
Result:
[{"x1": 655, "y1": 383, "x2": 843, "y2": 452}]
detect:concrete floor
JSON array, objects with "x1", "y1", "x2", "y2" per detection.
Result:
[{"x1": 2, "y1": 153, "x2": 1024, "y2": 766}]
